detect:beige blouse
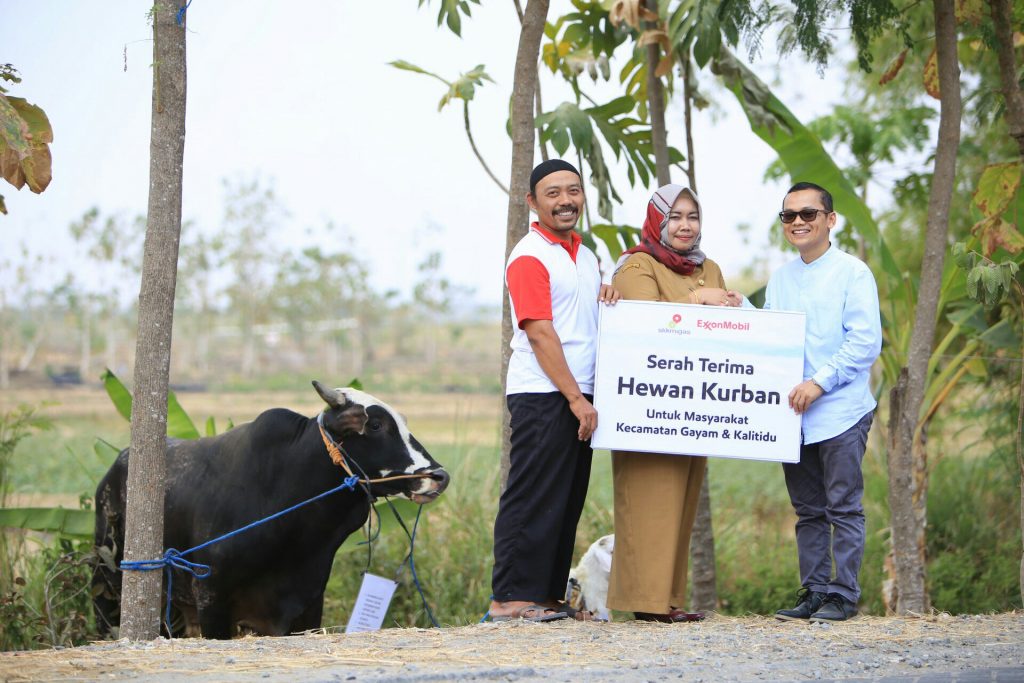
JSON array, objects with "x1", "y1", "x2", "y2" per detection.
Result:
[{"x1": 612, "y1": 252, "x2": 727, "y2": 303}]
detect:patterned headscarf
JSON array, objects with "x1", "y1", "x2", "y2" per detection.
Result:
[{"x1": 618, "y1": 184, "x2": 707, "y2": 275}]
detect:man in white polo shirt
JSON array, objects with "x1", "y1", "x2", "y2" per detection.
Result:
[{"x1": 487, "y1": 160, "x2": 620, "y2": 622}]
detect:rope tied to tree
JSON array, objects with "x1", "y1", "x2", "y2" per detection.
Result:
[
  {"x1": 119, "y1": 414, "x2": 441, "y2": 634},
  {"x1": 175, "y1": 0, "x2": 194, "y2": 26},
  {"x1": 120, "y1": 474, "x2": 361, "y2": 632}
]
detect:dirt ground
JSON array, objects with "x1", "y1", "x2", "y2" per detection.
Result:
[{"x1": 1, "y1": 613, "x2": 1022, "y2": 682}]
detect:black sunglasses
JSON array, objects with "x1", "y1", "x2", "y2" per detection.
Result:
[{"x1": 779, "y1": 208, "x2": 830, "y2": 224}]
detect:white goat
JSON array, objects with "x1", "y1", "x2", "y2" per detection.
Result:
[{"x1": 565, "y1": 534, "x2": 614, "y2": 621}]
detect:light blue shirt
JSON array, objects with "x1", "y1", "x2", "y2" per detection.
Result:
[{"x1": 764, "y1": 243, "x2": 882, "y2": 444}]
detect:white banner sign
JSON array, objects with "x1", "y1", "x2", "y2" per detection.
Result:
[{"x1": 591, "y1": 300, "x2": 805, "y2": 463}]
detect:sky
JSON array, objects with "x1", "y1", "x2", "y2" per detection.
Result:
[{"x1": 0, "y1": 1, "x2": 850, "y2": 311}]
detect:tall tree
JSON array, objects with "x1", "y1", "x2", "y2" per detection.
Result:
[
  {"x1": 643, "y1": 0, "x2": 670, "y2": 186},
  {"x1": 887, "y1": 0, "x2": 962, "y2": 615},
  {"x1": 676, "y1": 52, "x2": 718, "y2": 614},
  {"x1": 989, "y1": 0, "x2": 1024, "y2": 159},
  {"x1": 500, "y1": 0, "x2": 550, "y2": 488},
  {"x1": 119, "y1": 0, "x2": 187, "y2": 640},
  {"x1": 986, "y1": 0, "x2": 1024, "y2": 604}
]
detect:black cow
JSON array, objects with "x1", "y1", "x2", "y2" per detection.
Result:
[{"x1": 92, "y1": 381, "x2": 449, "y2": 639}]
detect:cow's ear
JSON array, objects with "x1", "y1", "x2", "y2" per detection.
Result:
[{"x1": 313, "y1": 381, "x2": 368, "y2": 435}]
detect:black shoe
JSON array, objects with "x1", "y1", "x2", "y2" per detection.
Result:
[
  {"x1": 775, "y1": 588, "x2": 826, "y2": 621},
  {"x1": 809, "y1": 593, "x2": 858, "y2": 623}
]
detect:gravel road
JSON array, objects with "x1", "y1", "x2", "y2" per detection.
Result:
[{"x1": 1, "y1": 613, "x2": 1021, "y2": 682}]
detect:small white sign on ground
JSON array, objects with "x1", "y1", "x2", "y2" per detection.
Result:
[
  {"x1": 591, "y1": 300, "x2": 805, "y2": 463},
  {"x1": 345, "y1": 573, "x2": 398, "y2": 633}
]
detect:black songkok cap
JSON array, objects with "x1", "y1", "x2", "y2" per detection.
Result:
[{"x1": 529, "y1": 159, "x2": 581, "y2": 195}]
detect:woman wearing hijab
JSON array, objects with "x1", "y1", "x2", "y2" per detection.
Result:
[{"x1": 608, "y1": 184, "x2": 741, "y2": 623}]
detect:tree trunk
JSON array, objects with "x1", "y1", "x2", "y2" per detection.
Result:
[
  {"x1": 689, "y1": 462, "x2": 718, "y2": 610},
  {"x1": 500, "y1": 0, "x2": 549, "y2": 490},
  {"x1": 989, "y1": 0, "x2": 1024, "y2": 158},
  {"x1": 682, "y1": 57, "x2": 697, "y2": 191},
  {"x1": 1017, "y1": 285, "x2": 1024, "y2": 607},
  {"x1": 120, "y1": 0, "x2": 186, "y2": 640},
  {"x1": 644, "y1": 0, "x2": 670, "y2": 186},
  {"x1": 678, "y1": 49, "x2": 718, "y2": 611},
  {"x1": 987, "y1": 0, "x2": 1024, "y2": 607},
  {"x1": 887, "y1": 0, "x2": 960, "y2": 616},
  {"x1": 512, "y1": 0, "x2": 550, "y2": 164}
]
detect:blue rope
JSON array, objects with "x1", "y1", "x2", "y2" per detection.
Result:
[
  {"x1": 120, "y1": 475, "x2": 360, "y2": 633},
  {"x1": 407, "y1": 504, "x2": 439, "y2": 627},
  {"x1": 175, "y1": 0, "x2": 193, "y2": 26}
]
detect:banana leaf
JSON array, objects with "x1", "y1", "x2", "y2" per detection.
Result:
[
  {"x1": 101, "y1": 368, "x2": 200, "y2": 440},
  {"x1": 711, "y1": 47, "x2": 900, "y2": 282},
  {"x1": 0, "y1": 507, "x2": 93, "y2": 540}
]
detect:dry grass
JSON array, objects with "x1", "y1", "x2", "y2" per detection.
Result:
[{"x1": 1, "y1": 613, "x2": 1021, "y2": 682}]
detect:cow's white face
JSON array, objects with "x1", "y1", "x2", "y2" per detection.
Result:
[
  {"x1": 337, "y1": 388, "x2": 432, "y2": 473},
  {"x1": 313, "y1": 381, "x2": 449, "y2": 504}
]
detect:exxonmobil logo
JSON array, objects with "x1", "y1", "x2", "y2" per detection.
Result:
[{"x1": 697, "y1": 319, "x2": 751, "y2": 332}]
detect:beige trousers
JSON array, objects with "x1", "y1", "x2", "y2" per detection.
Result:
[{"x1": 607, "y1": 451, "x2": 707, "y2": 614}]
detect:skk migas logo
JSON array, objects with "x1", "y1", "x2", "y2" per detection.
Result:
[{"x1": 658, "y1": 311, "x2": 690, "y2": 335}]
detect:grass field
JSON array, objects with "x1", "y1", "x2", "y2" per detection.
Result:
[{"x1": 0, "y1": 383, "x2": 1019, "y2": 641}]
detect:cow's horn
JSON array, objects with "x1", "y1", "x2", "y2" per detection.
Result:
[{"x1": 312, "y1": 380, "x2": 346, "y2": 409}]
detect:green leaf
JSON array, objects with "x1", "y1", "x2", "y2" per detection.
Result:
[
  {"x1": 748, "y1": 285, "x2": 766, "y2": 309},
  {"x1": 972, "y1": 162, "x2": 1022, "y2": 218},
  {"x1": 389, "y1": 59, "x2": 438, "y2": 77},
  {"x1": 346, "y1": 377, "x2": 363, "y2": 391},
  {"x1": 101, "y1": 367, "x2": 200, "y2": 440},
  {"x1": 421, "y1": 0, "x2": 480, "y2": 37},
  {"x1": 692, "y1": 1, "x2": 721, "y2": 67},
  {"x1": 388, "y1": 60, "x2": 450, "y2": 87},
  {"x1": 0, "y1": 94, "x2": 52, "y2": 194},
  {"x1": 205, "y1": 415, "x2": 217, "y2": 437},
  {"x1": 93, "y1": 437, "x2": 122, "y2": 462},
  {"x1": 978, "y1": 318, "x2": 1021, "y2": 350},
  {"x1": 537, "y1": 102, "x2": 595, "y2": 154},
  {"x1": 965, "y1": 266, "x2": 981, "y2": 299},
  {"x1": 440, "y1": 64, "x2": 493, "y2": 109},
  {"x1": 0, "y1": 507, "x2": 94, "y2": 539},
  {"x1": 586, "y1": 95, "x2": 636, "y2": 119},
  {"x1": 9, "y1": 96, "x2": 53, "y2": 143},
  {"x1": 167, "y1": 391, "x2": 200, "y2": 440},
  {"x1": 591, "y1": 223, "x2": 640, "y2": 261},
  {"x1": 101, "y1": 368, "x2": 132, "y2": 421},
  {"x1": 711, "y1": 47, "x2": 900, "y2": 281}
]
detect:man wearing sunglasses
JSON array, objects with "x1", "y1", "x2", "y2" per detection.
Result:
[{"x1": 766, "y1": 182, "x2": 882, "y2": 623}]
